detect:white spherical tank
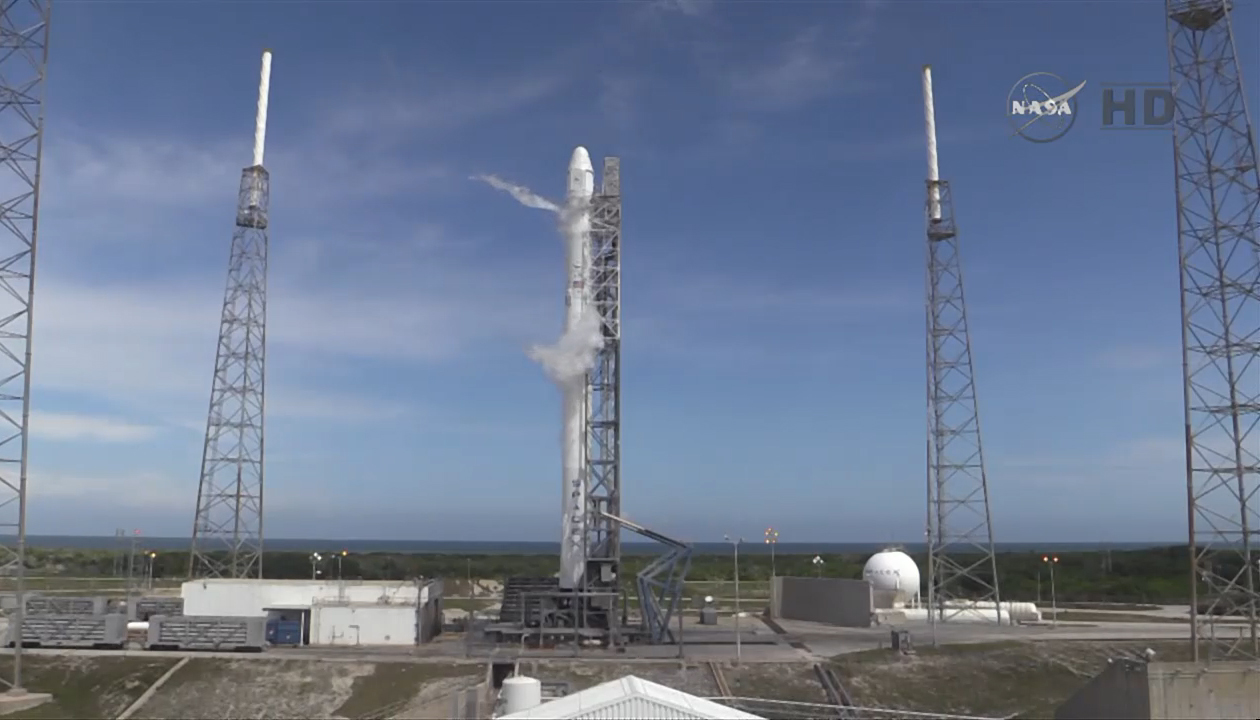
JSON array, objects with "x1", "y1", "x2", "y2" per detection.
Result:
[
  {"x1": 863, "y1": 549, "x2": 921, "y2": 607},
  {"x1": 502, "y1": 676, "x2": 542, "y2": 715}
]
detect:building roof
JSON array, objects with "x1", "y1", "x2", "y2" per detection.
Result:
[{"x1": 497, "y1": 675, "x2": 765, "y2": 720}]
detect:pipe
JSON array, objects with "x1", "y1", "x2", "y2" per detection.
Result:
[
  {"x1": 253, "y1": 49, "x2": 273, "y2": 168},
  {"x1": 922, "y1": 65, "x2": 942, "y2": 221}
]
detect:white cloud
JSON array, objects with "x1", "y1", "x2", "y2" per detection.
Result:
[
  {"x1": 318, "y1": 73, "x2": 566, "y2": 141},
  {"x1": 30, "y1": 412, "x2": 161, "y2": 443},
  {"x1": 723, "y1": 2, "x2": 880, "y2": 111},
  {"x1": 1096, "y1": 344, "x2": 1173, "y2": 370},
  {"x1": 28, "y1": 469, "x2": 187, "y2": 510},
  {"x1": 650, "y1": 0, "x2": 715, "y2": 17},
  {"x1": 1103, "y1": 436, "x2": 1185, "y2": 468}
]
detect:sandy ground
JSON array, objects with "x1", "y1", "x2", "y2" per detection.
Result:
[{"x1": 133, "y1": 659, "x2": 375, "y2": 719}]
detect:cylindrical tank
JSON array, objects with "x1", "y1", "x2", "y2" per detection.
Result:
[
  {"x1": 502, "y1": 676, "x2": 542, "y2": 715},
  {"x1": 863, "y1": 549, "x2": 921, "y2": 606},
  {"x1": 939, "y1": 600, "x2": 1041, "y2": 623},
  {"x1": 127, "y1": 621, "x2": 149, "y2": 632}
]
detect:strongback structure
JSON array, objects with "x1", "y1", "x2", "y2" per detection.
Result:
[
  {"x1": 582, "y1": 156, "x2": 623, "y2": 632},
  {"x1": 1165, "y1": 0, "x2": 1260, "y2": 661},
  {"x1": 190, "y1": 51, "x2": 273, "y2": 581},
  {"x1": 0, "y1": 0, "x2": 51, "y2": 692},
  {"x1": 921, "y1": 67, "x2": 1002, "y2": 625}
]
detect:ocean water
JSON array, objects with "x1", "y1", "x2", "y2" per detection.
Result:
[{"x1": 13, "y1": 535, "x2": 1177, "y2": 555}]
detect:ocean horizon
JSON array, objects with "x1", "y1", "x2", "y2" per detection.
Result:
[{"x1": 10, "y1": 535, "x2": 1182, "y2": 555}]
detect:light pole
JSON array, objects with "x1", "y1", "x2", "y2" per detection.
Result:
[
  {"x1": 764, "y1": 527, "x2": 778, "y2": 578},
  {"x1": 724, "y1": 534, "x2": 744, "y2": 664},
  {"x1": 1042, "y1": 555, "x2": 1058, "y2": 628},
  {"x1": 812, "y1": 555, "x2": 824, "y2": 578},
  {"x1": 337, "y1": 550, "x2": 347, "y2": 580},
  {"x1": 310, "y1": 553, "x2": 323, "y2": 581},
  {"x1": 147, "y1": 552, "x2": 156, "y2": 590},
  {"x1": 126, "y1": 529, "x2": 141, "y2": 598}
]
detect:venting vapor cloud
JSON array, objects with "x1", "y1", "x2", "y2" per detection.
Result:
[
  {"x1": 472, "y1": 173, "x2": 603, "y2": 389},
  {"x1": 473, "y1": 174, "x2": 560, "y2": 212}
]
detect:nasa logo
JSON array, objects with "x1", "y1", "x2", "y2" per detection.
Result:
[{"x1": 1007, "y1": 72, "x2": 1087, "y2": 143}]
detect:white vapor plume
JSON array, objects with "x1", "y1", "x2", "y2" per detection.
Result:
[
  {"x1": 471, "y1": 173, "x2": 604, "y2": 391},
  {"x1": 472, "y1": 174, "x2": 560, "y2": 212},
  {"x1": 528, "y1": 310, "x2": 603, "y2": 388}
]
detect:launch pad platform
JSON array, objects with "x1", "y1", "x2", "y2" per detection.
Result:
[{"x1": 488, "y1": 514, "x2": 693, "y2": 648}]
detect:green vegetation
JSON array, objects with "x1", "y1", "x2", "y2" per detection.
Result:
[
  {"x1": 10, "y1": 544, "x2": 1214, "y2": 605},
  {"x1": 0, "y1": 655, "x2": 178, "y2": 719}
]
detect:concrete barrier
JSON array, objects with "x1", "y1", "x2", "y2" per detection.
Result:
[
  {"x1": 771, "y1": 577, "x2": 872, "y2": 628},
  {"x1": 1056, "y1": 658, "x2": 1260, "y2": 720}
]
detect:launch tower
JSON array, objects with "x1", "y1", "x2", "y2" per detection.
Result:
[
  {"x1": 0, "y1": 0, "x2": 51, "y2": 693},
  {"x1": 1165, "y1": 0, "x2": 1260, "y2": 661},
  {"x1": 189, "y1": 50, "x2": 273, "y2": 580},
  {"x1": 580, "y1": 157, "x2": 623, "y2": 629},
  {"x1": 491, "y1": 154, "x2": 691, "y2": 647},
  {"x1": 921, "y1": 66, "x2": 1004, "y2": 626}
]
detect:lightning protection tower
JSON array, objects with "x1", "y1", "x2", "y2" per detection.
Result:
[
  {"x1": 1166, "y1": 0, "x2": 1260, "y2": 661},
  {"x1": 0, "y1": 0, "x2": 51, "y2": 693},
  {"x1": 190, "y1": 49, "x2": 273, "y2": 580},
  {"x1": 581, "y1": 157, "x2": 623, "y2": 632},
  {"x1": 921, "y1": 66, "x2": 1003, "y2": 626}
]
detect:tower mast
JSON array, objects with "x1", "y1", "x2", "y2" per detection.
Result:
[
  {"x1": 0, "y1": 0, "x2": 51, "y2": 693},
  {"x1": 921, "y1": 66, "x2": 1003, "y2": 626},
  {"x1": 582, "y1": 157, "x2": 623, "y2": 632},
  {"x1": 1166, "y1": 0, "x2": 1260, "y2": 661},
  {"x1": 190, "y1": 50, "x2": 273, "y2": 580}
]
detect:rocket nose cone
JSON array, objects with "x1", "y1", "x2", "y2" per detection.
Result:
[{"x1": 569, "y1": 146, "x2": 593, "y2": 172}]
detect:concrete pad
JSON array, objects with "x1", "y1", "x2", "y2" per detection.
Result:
[{"x1": 0, "y1": 688, "x2": 52, "y2": 716}]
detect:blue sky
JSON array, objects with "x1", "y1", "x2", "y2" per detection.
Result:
[{"x1": 25, "y1": 0, "x2": 1258, "y2": 543}]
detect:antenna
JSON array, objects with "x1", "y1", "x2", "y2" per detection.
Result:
[
  {"x1": 190, "y1": 49, "x2": 273, "y2": 580},
  {"x1": 922, "y1": 65, "x2": 1003, "y2": 629},
  {"x1": 922, "y1": 65, "x2": 942, "y2": 222},
  {"x1": 1165, "y1": 0, "x2": 1260, "y2": 661},
  {"x1": 253, "y1": 49, "x2": 272, "y2": 168}
]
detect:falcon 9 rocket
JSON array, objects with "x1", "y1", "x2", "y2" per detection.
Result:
[{"x1": 558, "y1": 147, "x2": 596, "y2": 590}]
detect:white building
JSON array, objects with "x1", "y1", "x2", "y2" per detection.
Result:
[
  {"x1": 497, "y1": 675, "x2": 765, "y2": 720},
  {"x1": 179, "y1": 578, "x2": 443, "y2": 647}
]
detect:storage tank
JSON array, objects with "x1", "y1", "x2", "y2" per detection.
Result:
[
  {"x1": 863, "y1": 549, "x2": 921, "y2": 607},
  {"x1": 502, "y1": 676, "x2": 542, "y2": 715},
  {"x1": 940, "y1": 600, "x2": 1042, "y2": 623}
]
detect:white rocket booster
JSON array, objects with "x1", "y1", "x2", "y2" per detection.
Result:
[{"x1": 559, "y1": 147, "x2": 595, "y2": 590}]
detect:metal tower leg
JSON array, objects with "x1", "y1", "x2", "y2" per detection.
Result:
[
  {"x1": 924, "y1": 180, "x2": 1003, "y2": 625},
  {"x1": 189, "y1": 166, "x2": 269, "y2": 580},
  {"x1": 0, "y1": 0, "x2": 50, "y2": 692},
  {"x1": 1166, "y1": 0, "x2": 1260, "y2": 662},
  {"x1": 583, "y1": 157, "x2": 622, "y2": 636}
]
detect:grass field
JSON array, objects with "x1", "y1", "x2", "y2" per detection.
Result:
[
  {"x1": 0, "y1": 655, "x2": 179, "y2": 719},
  {"x1": 829, "y1": 640, "x2": 1194, "y2": 719}
]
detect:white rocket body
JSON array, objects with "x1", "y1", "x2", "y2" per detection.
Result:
[{"x1": 559, "y1": 147, "x2": 595, "y2": 590}]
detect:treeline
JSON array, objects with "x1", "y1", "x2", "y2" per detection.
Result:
[{"x1": 14, "y1": 545, "x2": 1212, "y2": 605}]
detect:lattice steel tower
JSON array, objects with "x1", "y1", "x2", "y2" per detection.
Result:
[
  {"x1": 581, "y1": 157, "x2": 623, "y2": 630},
  {"x1": 1166, "y1": 0, "x2": 1260, "y2": 661},
  {"x1": 921, "y1": 66, "x2": 1003, "y2": 624},
  {"x1": 190, "y1": 50, "x2": 273, "y2": 580},
  {"x1": 0, "y1": 0, "x2": 49, "y2": 693}
]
